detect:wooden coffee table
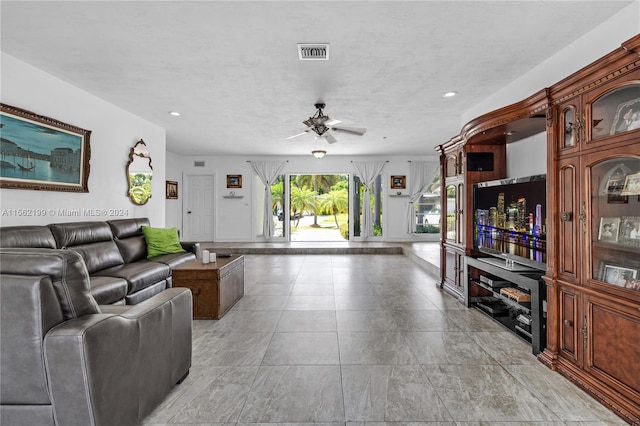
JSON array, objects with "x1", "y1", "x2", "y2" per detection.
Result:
[{"x1": 171, "y1": 255, "x2": 244, "y2": 319}]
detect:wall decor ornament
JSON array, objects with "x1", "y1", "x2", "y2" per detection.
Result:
[
  {"x1": 126, "y1": 139, "x2": 152, "y2": 205},
  {"x1": 0, "y1": 103, "x2": 91, "y2": 192}
]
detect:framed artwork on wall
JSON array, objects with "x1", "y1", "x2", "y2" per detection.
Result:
[
  {"x1": 0, "y1": 103, "x2": 91, "y2": 192},
  {"x1": 166, "y1": 180, "x2": 178, "y2": 199},
  {"x1": 391, "y1": 175, "x2": 406, "y2": 189},
  {"x1": 227, "y1": 174, "x2": 242, "y2": 188}
]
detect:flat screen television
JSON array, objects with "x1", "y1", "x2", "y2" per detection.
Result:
[{"x1": 472, "y1": 174, "x2": 547, "y2": 271}]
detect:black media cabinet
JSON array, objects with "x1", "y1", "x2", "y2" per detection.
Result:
[{"x1": 465, "y1": 256, "x2": 546, "y2": 355}]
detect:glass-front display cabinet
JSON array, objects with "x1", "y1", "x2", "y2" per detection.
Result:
[
  {"x1": 445, "y1": 183, "x2": 457, "y2": 242},
  {"x1": 589, "y1": 155, "x2": 640, "y2": 295}
]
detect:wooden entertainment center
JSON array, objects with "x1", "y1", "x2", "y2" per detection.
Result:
[{"x1": 437, "y1": 35, "x2": 640, "y2": 424}]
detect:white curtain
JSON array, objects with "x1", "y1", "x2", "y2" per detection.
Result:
[
  {"x1": 406, "y1": 161, "x2": 440, "y2": 233},
  {"x1": 250, "y1": 160, "x2": 287, "y2": 239},
  {"x1": 352, "y1": 161, "x2": 387, "y2": 239}
]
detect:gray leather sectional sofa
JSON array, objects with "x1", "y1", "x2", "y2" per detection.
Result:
[
  {"x1": 0, "y1": 217, "x2": 201, "y2": 304},
  {"x1": 0, "y1": 218, "x2": 200, "y2": 425},
  {"x1": 0, "y1": 248, "x2": 192, "y2": 425}
]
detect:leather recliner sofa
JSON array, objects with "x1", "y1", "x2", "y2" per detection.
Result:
[
  {"x1": 0, "y1": 248, "x2": 192, "y2": 426},
  {"x1": 0, "y1": 218, "x2": 201, "y2": 305}
]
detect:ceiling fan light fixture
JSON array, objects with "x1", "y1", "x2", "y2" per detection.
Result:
[
  {"x1": 303, "y1": 103, "x2": 332, "y2": 136},
  {"x1": 312, "y1": 150, "x2": 326, "y2": 158}
]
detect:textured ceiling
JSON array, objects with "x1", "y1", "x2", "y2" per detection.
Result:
[{"x1": 0, "y1": 1, "x2": 634, "y2": 157}]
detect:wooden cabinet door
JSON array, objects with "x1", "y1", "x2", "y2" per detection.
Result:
[
  {"x1": 559, "y1": 285, "x2": 582, "y2": 367},
  {"x1": 584, "y1": 294, "x2": 640, "y2": 404},
  {"x1": 583, "y1": 73, "x2": 640, "y2": 150},
  {"x1": 442, "y1": 246, "x2": 464, "y2": 301},
  {"x1": 556, "y1": 99, "x2": 583, "y2": 156},
  {"x1": 556, "y1": 157, "x2": 581, "y2": 282},
  {"x1": 445, "y1": 154, "x2": 458, "y2": 177}
]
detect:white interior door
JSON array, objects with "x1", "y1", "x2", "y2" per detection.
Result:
[{"x1": 184, "y1": 174, "x2": 214, "y2": 242}]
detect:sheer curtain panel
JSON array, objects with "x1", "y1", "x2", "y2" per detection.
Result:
[
  {"x1": 250, "y1": 161, "x2": 287, "y2": 239},
  {"x1": 351, "y1": 161, "x2": 387, "y2": 239}
]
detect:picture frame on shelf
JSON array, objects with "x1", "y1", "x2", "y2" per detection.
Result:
[
  {"x1": 601, "y1": 263, "x2": 638, "y2": 288},
  {"x1": 610, "y1": 96, "x2": 640, "y2": 135},
  {"x1": 227, "y1": 174, "x2": 242, "y2": 188},
  {"x1": 606, "y1": 173, "x2": 628, "y2": 204},
  {"x1": 598, "y1": 217, "x2": 621, "y2": 242},
  {"x1": 390, "y1": 175, "x2": 406, "y2": 189},
  {"x1": 166, "y1": 180, "x2": 178, "y2": 199},
  {"x1": 0, "y1": 103, "x2": 91, "y2": 192},
  {"x1": 618, "y1": 216, "x2": 640, "y2": 246},
  {"x1": 620, "y1": 172, "x2": 640, "y2": 196}
]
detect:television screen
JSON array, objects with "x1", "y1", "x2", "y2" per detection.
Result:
[{"x1": 473, "y1": 174, "x2": 547, "y2": 269}]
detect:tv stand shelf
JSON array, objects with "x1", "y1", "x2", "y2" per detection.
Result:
[{"x1": 465, "y1": 256, "x2": 546, "y2": 354}]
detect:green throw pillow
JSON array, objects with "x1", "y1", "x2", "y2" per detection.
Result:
[{"x1": 141, "y1": 226, "x2": 186, "y2": 258}]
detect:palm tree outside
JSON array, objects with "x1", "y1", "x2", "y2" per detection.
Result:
[{"x1": 288, "y1": 174, "x2": 349, "y2": 241}]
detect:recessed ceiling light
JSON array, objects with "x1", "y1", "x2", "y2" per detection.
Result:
[
  {"x1": 169, "y1": 111, "x2": 181, "y2": 117},
  {"x1": 442, "y1": 91, "x2": 458, "y2": 98}
]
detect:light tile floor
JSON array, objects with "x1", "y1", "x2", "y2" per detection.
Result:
[{"x1": 143, "y1": 254, "x2": 626, "y2": 425}]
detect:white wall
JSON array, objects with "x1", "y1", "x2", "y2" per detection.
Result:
[
  {"x1": 463, "y1": 2, "x2": 640, "y2": 125},
  {"x1": 506, "y1": 132, "x2": 547, "y2": 179},
  {"x1": 167, "y1": 154, "x2": 439, "y2": 242},
  {"x1": 0, "y1": 53, "x2": 167, "y2": 227}
]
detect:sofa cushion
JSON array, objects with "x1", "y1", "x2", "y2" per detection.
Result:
[
  {"x1": 0, "y1": 248, "x2": 100, "y2": 320},
  {"x1": 151, "y1": 252, "x2": 196, "y2": 269},
  {"x1": 125, "y1": 280, "x2": 167, "y2": 305},
  {"x1": 49, "y1": 222, "x2": 124, "y2": 273},
  {"x1": 94, "y1": 261, "x2": 170, "y2": 294},
  {"x1": 141, "y1": 226, "x2": 185, "y2": 258},
  {"x1": 108, "y1": 218, "x2": 151, "y2": 239},
  {"x1": 115, "y1": 235, "x2": 147, "y2": 264},
  {"x1": 49, "y1": 221, "x2": 114, "y2": 248},
  {"x1": 90, "y1": 276, "x2": 128, "y2": 305},
  {"x1": 108, "y1": 218, "x2": 150, "y2": 263},
  {"x1": 0, "y1": 225, "x2": 57, "y2": 249}
]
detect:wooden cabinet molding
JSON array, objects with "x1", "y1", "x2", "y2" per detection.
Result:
[{"x1": 550, "y1": 35, "x2": 640, "y2": 106}]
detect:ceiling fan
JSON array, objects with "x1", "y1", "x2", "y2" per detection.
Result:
[{"x1": 286, "y1": 103, "x2": 367, "y2": 144}]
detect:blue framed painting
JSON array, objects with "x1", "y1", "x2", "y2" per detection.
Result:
[{"x1": 0, "y1": 103, "x2": 91, "y2": 192}]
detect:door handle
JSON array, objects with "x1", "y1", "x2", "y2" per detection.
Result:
[{"x1": 187, "y1": 211, "x2": 192, "y2": 214}]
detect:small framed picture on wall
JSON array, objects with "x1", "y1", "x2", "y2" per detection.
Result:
[
  {"x1": 227, "y1": 174, "x2": 242, "y2": 188},
  {"x1": 166, "y1": 181, "x2": 178, "y2": 199},
  {"x1": 391, "y1": 175, "x2": 406, "y2": 189}
]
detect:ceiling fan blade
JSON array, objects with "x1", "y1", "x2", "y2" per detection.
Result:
[
  {"x1": 324, "y1": 132, "x2": 338, "y2": 144},
  {"x1": 324, "y1": 118, "x2": 341, "y2": 127},
  {"x1": 285, "y1": 130, "x2": 310, "y2": 140},
  {"x1": 330, "y1": 125, "x2": 367, "y2": 136}
]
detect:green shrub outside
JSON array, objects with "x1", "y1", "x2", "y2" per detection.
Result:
[
  {"x1": 339, "y1": 223, "x2": 349, "y2": 239},
  {"x1": 416, "y1": 224, "x2": 440, "y2": 234}
]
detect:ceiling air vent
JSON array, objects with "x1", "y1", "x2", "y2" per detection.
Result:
[
  {"x1": 298, "y1": 43, "x2": 329, "y2": 60},
  {"x1": 194, "y1": 161, "x2": 205, "y2": 167}
]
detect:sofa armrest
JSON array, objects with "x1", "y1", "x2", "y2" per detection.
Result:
[
  {"x1": 112, "y1": 288, "x2": 192, "y2": 388},
  {"x1": 44, "y1": 314, "x2": 141, "y2": 426},
  {"x1": 180, "y1": 241, "x2": 201, "y2": 259},
  {"x1": 44, "y1": 288, "x2": 192, "y2": 425}
]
